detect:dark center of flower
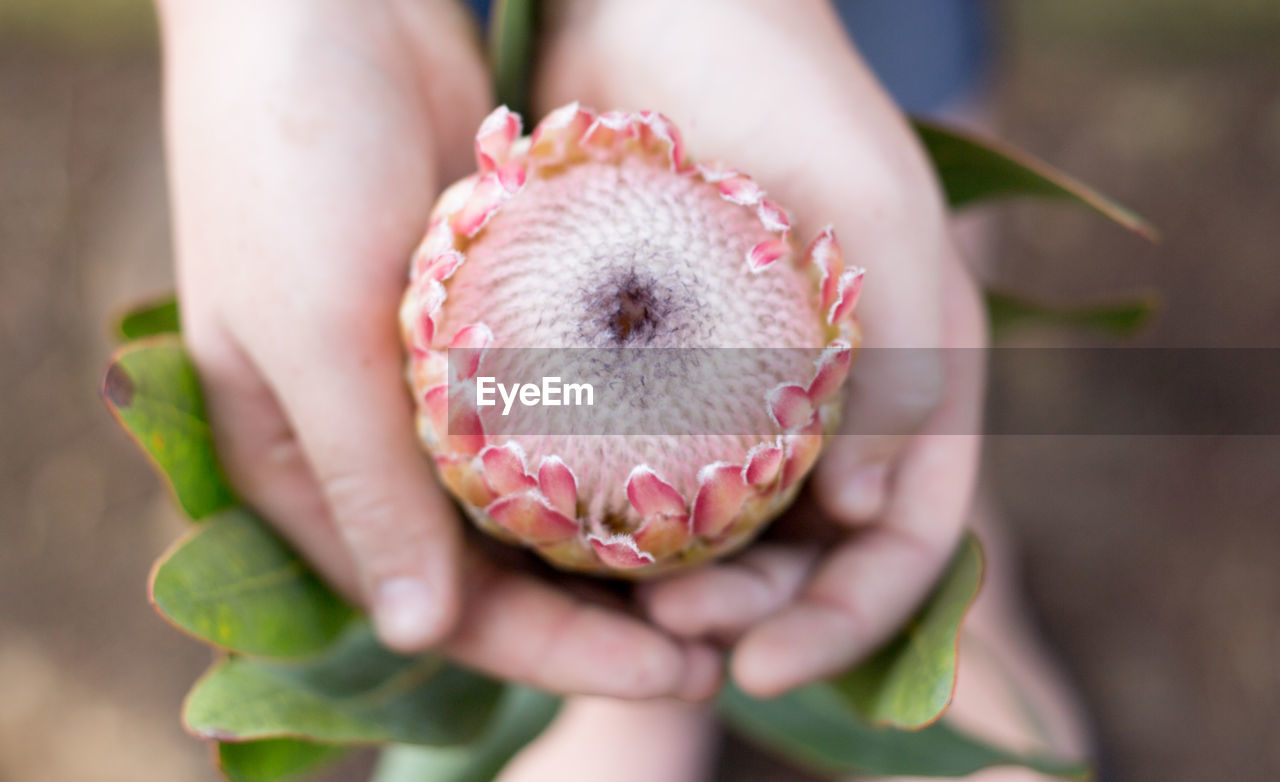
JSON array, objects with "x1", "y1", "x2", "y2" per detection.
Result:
[
  {"x1": 609, "y1": 271, "x2": 660, "y2": 343},
  {"x1": 586, "y1": 267, "x2": 688, "y2": 347}
]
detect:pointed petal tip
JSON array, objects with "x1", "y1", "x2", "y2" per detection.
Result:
[
  {"x1": 807, "y1": 339, "x2": 854, "y2": 401},
  {"x1": 827, "y1": 267, "x2": 866, "y2": 324},
  {"x1": 756, "y1": 199, "x2": 791, "y2": 234},
  {"x1": 766, "y1": 383, "x2": 816, "y2": 431},
  {"x1": 479, "y1": 442, "x2": 537, "y2": 496},
  {"x1": 747, "y1": 238, "x2": 790, "y2": 273},
  {"x1": 744, "y1": 441, "x2": 784, "y2": 486},
  {"x1": 588, "y1": 534, "x2": 656, "y2": 569},
  {"x1": 691, "y1": 462, "x2": 750, "y2": 538},
  {"x1": 488, "y1": 491, "x2": 578, "y2": 544},
  {"x1": 475, "y1": 105, "x2": 523, "y2": 173},
  {"x1": 625, "y1": 464, "x2": 687, "y2": 518},
  {"x1": 537, "y1": 455, "x2": 579, "y2": 518},
  {"x1": 448, "y1": 322, "x2": 494, "y2": 381},
  {"x1": 450, "y1": 168, "x2": 525, "y2": 237}
]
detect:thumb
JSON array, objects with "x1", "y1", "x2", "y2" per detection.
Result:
[
  {"x1": 814, "y1": 343, "x2": 945, "y2": 523},
  {"x1": 252, "y1": 307, "x2": 464, "y2": 653}
]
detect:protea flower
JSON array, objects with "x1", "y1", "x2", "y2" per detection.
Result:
[{"x1": 400, "y1": 104, "x2": 864, "y2": 576}]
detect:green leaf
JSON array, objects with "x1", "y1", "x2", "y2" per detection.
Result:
[
  {"x1": 218, "y1": 739, "x2": 350, "y2": 782},
  {"x1": 913, "y1": 119, "x2": 1159, "y2": 241},
  {"x1": 150, "y1": 508, "x2": 357, "y2": 658},
  {"x1": 986, "y1": 289, "x2": 1160, "y2": 338},
  {"x1": 116, "y1": 294, "x2": 180, "y2": 342},
  {"x1": 832, "y1": 533, "x2": 984, "y2": 729},
  {"x1": 371, "y1": 687, "x2": 561, "y2": 782},
  {"x1": 101, "y1": 337, "x2": 237, "y2": 519},
  {"x1": 489, "y1": 0, "x2": 537, "y2": 118},
  {"x1": 718, "y1": 681, "x2": 1090, "y2": 780},
  {"x1": 184, "y1": 624, "x2": 505, "y2": 746}
]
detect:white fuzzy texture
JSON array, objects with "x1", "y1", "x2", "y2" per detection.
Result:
[{"x1": 435, "y1": 158, "x2": 824, "y2": 522}]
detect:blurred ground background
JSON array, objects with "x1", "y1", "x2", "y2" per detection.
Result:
[{"x1": 2, "y1": 1, "x2": 1278, "y2": 781}]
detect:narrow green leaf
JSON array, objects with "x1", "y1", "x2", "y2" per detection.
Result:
[
  {"x1": 218, "y1": 738, "x2": 350, "y2": 782},
  {"x1": 718, "y1": 681, "x2": 1089, "y2": 780},
  {"x1": 100, "y1": 337, "x2": 237, "y2": 519},
  {"x1": 832, "y1": 533, "x2": 984, "y2": 729},
  {"x1": 184, "y1": 624, "x2": 505, "y2": 746},
  {"x1": 371, "y1": 687, "x2": 561, "y2": 782},
  {"x1": 913, "y1": 119, "x2": 1158, "y2": 241},
  {"x1": 116, "y1": 294, "x2": 180, "y2": 342},
  {"x1": 150, "y1": 508, "x2": 357, "y2": 658},
  {"x1": 986, "y1": 290, "x2": 1160, "y2": 338},
  {"x1": 489, "y1": 0, "x2": 537, "y2": 117}
]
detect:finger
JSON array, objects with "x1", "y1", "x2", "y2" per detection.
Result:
[
  {"x1": 639, "y1": 544, "x2": 817, "y2": 641},
  {"x1": 190, "y1": 320, "x2": 719, "y2": 701},
  {"x1": 249, "y1": 303, "x2": 464, "y2": 654},
  {"x1": 730, "y1": 527, "x2": 960, "y2": 697},
  {"x1": 732, "y1": 255, "x2": 986, "y2": 696},
  {"x1": 163, "y1": 0, "x2": 470, "y2": 654},
  {"x1": 812, "y1": 224, "x2": 981, "y2": 527},
  {"x1": 445, "y1": 557, "x2": 723, "y2": 701},
  {"x1": 185, "y1": 318, "x2": 360, "y2": 600},
  {"x1": 813, "y1": 348, "x2": 945, "y2": 524}
]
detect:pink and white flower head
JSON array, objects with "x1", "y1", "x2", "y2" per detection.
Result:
[{"x1": 400, "y1": 104, "x2": 865, "y2": 577}]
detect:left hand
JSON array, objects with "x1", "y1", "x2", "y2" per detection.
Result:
[{"x1": 534, "y1": 0, "x2": 987, "y2": 695}]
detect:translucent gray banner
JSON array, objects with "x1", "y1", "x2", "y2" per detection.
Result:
[{"x1": 438, "y1": 348, "x2": 1280, "y2": 436}]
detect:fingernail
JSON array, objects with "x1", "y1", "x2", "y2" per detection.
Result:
[
  {"x1": 837, "y1": 463, "x2": 889, "y2": 521},
  {"x1": 375, "y1": 577, "x2": 440, "y2": 652}
]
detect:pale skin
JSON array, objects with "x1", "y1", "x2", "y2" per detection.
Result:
[{"x1": 160, "y1": 0, "x2": 1082, "y2": 778}]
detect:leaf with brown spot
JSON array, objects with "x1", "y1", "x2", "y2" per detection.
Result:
[{"x1": 100, "y1": 337, "x2": 236, "y2": 519}]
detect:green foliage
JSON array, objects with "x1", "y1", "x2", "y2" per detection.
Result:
[
  {"x1": 219, "y1": 739, "x2": 350, "y2": 782},
  {"x1": 115, "y1": 295, "x2": 180, "y2": 342},
  {"x1": 371, "y1": 687, "x2": 562, "y2": 782},
  {"x1": 101, "y1": 337, "x2": 236, "y2": 519},
  {"x1": 987, "y1": 290, "x2": 1160, "y2": 338},
  {"x1": 103, "y1": 16, "x2": 1157, "y2": 771},
  {"x1": 488, "y1": 0, "x2": 537, "y2": 118},
  {"x1": 185, "y1": 624, "x2": 505, "y2": 746},
  {"x1": 719, "y1": 682, "x2": 1090, "y2": 780},
  {"x1": 150, "y1": 508, "x2": 357, "y2": 658},
  {"x1": 832, "y1": 534, "x2": 983, "y2": 729},
  {"x1": 913, "y1": 119, "x2": 1159, "y2": 241},
  {"x1": 104, "y1": 311, "x2": 1094, "y2": 780}
]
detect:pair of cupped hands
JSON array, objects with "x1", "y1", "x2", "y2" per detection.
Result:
[{"x1": 160, "y1": 0, "x2": 985, "y2": 702}]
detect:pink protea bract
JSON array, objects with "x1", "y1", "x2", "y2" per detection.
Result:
[{"x1": 400, "y1": 104, "x2": 864, "y2": 576}]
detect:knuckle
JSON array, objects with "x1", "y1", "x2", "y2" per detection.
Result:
[
  {"x1": 318, "y1": 464, "x2": 398, "y2": 544},
  {"x1": 618, "y1": 644, "x2": 677, "y2": 696}
]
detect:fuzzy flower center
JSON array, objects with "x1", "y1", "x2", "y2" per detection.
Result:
[
  {"x1": 595, "y1": 269, "x2": 669, "y2": 345},
  {"x1": 439, "y1": 158, "x2": 822, "y2": 350},
  {"x1": 433, "y1": 158, "x2": 825, "y2": 518}
]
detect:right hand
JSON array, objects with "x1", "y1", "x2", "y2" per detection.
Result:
[{"x1": 536, "y1": 0, "x2": 985, "y2": 696}]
